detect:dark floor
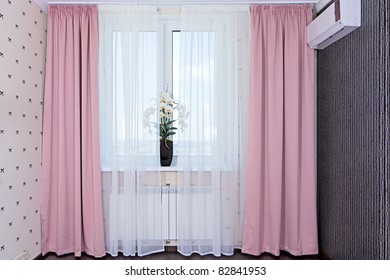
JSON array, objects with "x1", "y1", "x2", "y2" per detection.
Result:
[{"x1": 38, "y1": 249, "x2": 320, "y2": 260}]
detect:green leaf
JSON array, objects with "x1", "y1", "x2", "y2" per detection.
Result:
[{"x1": 166, "y1": 120, "x2": 176, "y2": 126}]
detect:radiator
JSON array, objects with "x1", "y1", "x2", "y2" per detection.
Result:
[
  {"x1": 161, "y1": 184, "x2": 177, "y2": 243},
  {"x1": 104, "y1": 183, "x2": 212, "y2": 245}
]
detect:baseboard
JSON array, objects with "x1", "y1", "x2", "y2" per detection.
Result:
[
  {"x1": 164, "y1": 246, "x2": 177, "y2": 252},
  {"x1": 319, "y1": 250, "x2": 332, "y2": 260}
]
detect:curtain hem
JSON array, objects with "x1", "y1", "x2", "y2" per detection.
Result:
[
  {"x1": 241, "y1": 247, "x2": 319, "y2": 257},
  {"x1": 105, "y1": 248, "x2": 165, "y2": 258},
  {"x1": 41, "y1": 247, "x2": 106, "y2": 258}
]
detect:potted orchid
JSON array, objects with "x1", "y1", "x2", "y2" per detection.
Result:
[{"x1": 143, "y1": 85, "x2": 189, "y2": 166}]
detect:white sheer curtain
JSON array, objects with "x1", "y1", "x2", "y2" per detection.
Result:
[
  {"x1": 98, "y1": 5, "x2": 164, "y2": 256},
  {"x1": 176, "y1": 5, "x2": 250, "y2": 256}
]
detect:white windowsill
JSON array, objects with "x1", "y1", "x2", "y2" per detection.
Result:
[
  {"x1": 101, "y1": 156, "x2": 233, "y2": 172},
  {"x1": 101, "y1": 165, "x2": 184, "y2": 172}
]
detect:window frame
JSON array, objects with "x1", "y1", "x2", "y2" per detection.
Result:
[
  {"x1": 102, "y1": 16, "x2": 234, "y2": 171},
  {"x1": 158, "y1": 17, "x2": 181, "y2": 158},
  {"x1": 158, "y1": 16, "x2": 180, "y2": 100}
]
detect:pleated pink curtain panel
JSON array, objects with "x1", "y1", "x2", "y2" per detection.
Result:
[
  {"x1": 242, "y1": 5, "x2": 318, "y2": 256},
  {"x1": 41, "y1": 5, "x2": 105, "y2": 257}
]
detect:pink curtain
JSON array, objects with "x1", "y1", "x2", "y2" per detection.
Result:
[
  {"x1": 41, "y1": 5, "x2": 105, "y2": 257},
  {"x1": 242, "y1": 5, "x2": 318, "y2": 256}
]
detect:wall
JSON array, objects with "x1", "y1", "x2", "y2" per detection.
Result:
[
  {"x1": 0, "y1": 0, "x2": 46, "y2": 260},
  {"x1": 317, "y1": 0, "x2": 389, "y2": 259}
]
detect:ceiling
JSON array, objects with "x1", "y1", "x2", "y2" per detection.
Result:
[{"x1": 33, "y1": 0, "x2": 319, "y2": 12}]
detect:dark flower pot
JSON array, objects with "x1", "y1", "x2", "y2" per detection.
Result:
[{"x1": 160, "y1": 139, "x2": 173, "y2": 166}]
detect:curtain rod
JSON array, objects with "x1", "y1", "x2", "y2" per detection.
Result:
[{"x1": 48, "y1": 1, "x2": 319, "y2": 5}]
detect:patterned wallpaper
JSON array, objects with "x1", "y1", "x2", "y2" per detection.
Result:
[
  {"x1": 0, "y1": 0, "x2": 46, "y2": 260},
  {"x1": 317, "y1": 0, "x2": 389, "y2": 259}
]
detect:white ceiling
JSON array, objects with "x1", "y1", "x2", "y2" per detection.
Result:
[{"x1": 33, "y1": 0, "x2": 319, "y2": 12}]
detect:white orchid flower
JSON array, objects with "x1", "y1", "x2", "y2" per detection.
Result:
[
  {"x1": 177, "y1": 103, "x2": 186, "y2": 111},
  {"x1": 143, "y1": 117, "x2": 150, "y2": 127},
  {"x1": 148, "y1": 106, "x2": 156, "y2": 114},
  {"x1": 166, "y1": 97, "x2": 173, "y2": 105},
  {"x1": 179, "y1": 119, "x2": 188, "y2": 132},
  {"x1": 143, "y1": 106, "x2": 155, "y2": 118},
  {"x1": 166, "y1": 105, "x2": 173, "y2": 113},
  {"x1": 144, "y1": 86, "x2": 189, "y2": 139}
]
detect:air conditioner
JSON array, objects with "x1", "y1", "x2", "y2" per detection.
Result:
[{"x1": 307, "y1": 0, "x2": 361, "y2": 50}]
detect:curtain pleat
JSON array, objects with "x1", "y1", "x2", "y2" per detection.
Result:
[
  {"x1": 242, "y1": 4, "x2": 318, "y2": 256},
  {"x1": 98, "y1": 5, "x2": 164, "y2": 257},
  {"x1": 176, "y1": 5, "x2": 250, "y2": 257},
  {"x1": 41, "y1": 5, "x2": 105, "y2": 257}
]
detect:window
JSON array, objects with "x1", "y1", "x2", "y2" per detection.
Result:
[
  {"x1": 112, "y1": 31, "x2": 158, "y2": 157},
  {"x1": 100, "y1": 29, "x2": 160, "y2": 169},
  {"x1": 101, "y1": 16, "x2": 233, "y2": 169},
  {"x1": 165, "y1": 21, "x2": 217, "y2": 160}
]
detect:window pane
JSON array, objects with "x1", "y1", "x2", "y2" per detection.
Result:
[
  {"x1": 173, "y1": 31, "x2": 215, "y2": 158},
  {"x1": 112, "y1": 31, "x2": 158, "y2": 160},
  {"x1": 172, "y1": 31, "x2": 180, "y2": 144}
]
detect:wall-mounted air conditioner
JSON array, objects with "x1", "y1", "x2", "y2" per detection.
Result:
[{"x1": 307, "y1": 0, "x2": 361, "y2": 50}]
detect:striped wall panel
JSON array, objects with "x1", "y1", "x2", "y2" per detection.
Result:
[{"x1": 317, "y1": 0, "x2": 389, "y2": 260}]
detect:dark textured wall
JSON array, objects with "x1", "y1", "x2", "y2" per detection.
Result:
[{"x1": 317, "y1": 0, "x2": 389, "y2": 260}]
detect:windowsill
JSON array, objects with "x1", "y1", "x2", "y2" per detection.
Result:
[
  {"x1": 101, "y1": 156, "x2": 182, "y2": 172},
  {"x1": 101, "y1": 166, "x2": 233, "y2": 172},
  {"x1": 101, "y1": 156, "x2": 234, "y2": 172},
  {"x1": 101, "y1": 165, "x2": 184, "y2": 172}
]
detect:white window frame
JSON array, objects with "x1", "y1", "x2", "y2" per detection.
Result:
[
  {"x1": 158, "y1": 16, "x2": 180, "y2": 95},
  {"x1": 102, "y1": 16, "x2": 233, "y2": 170},
  {"x1": 158, "y1": 17, "x2": 230, "y2": 169},
  {"x1": 158, "y1": 17, "x2": 181, "y2": 159}
]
